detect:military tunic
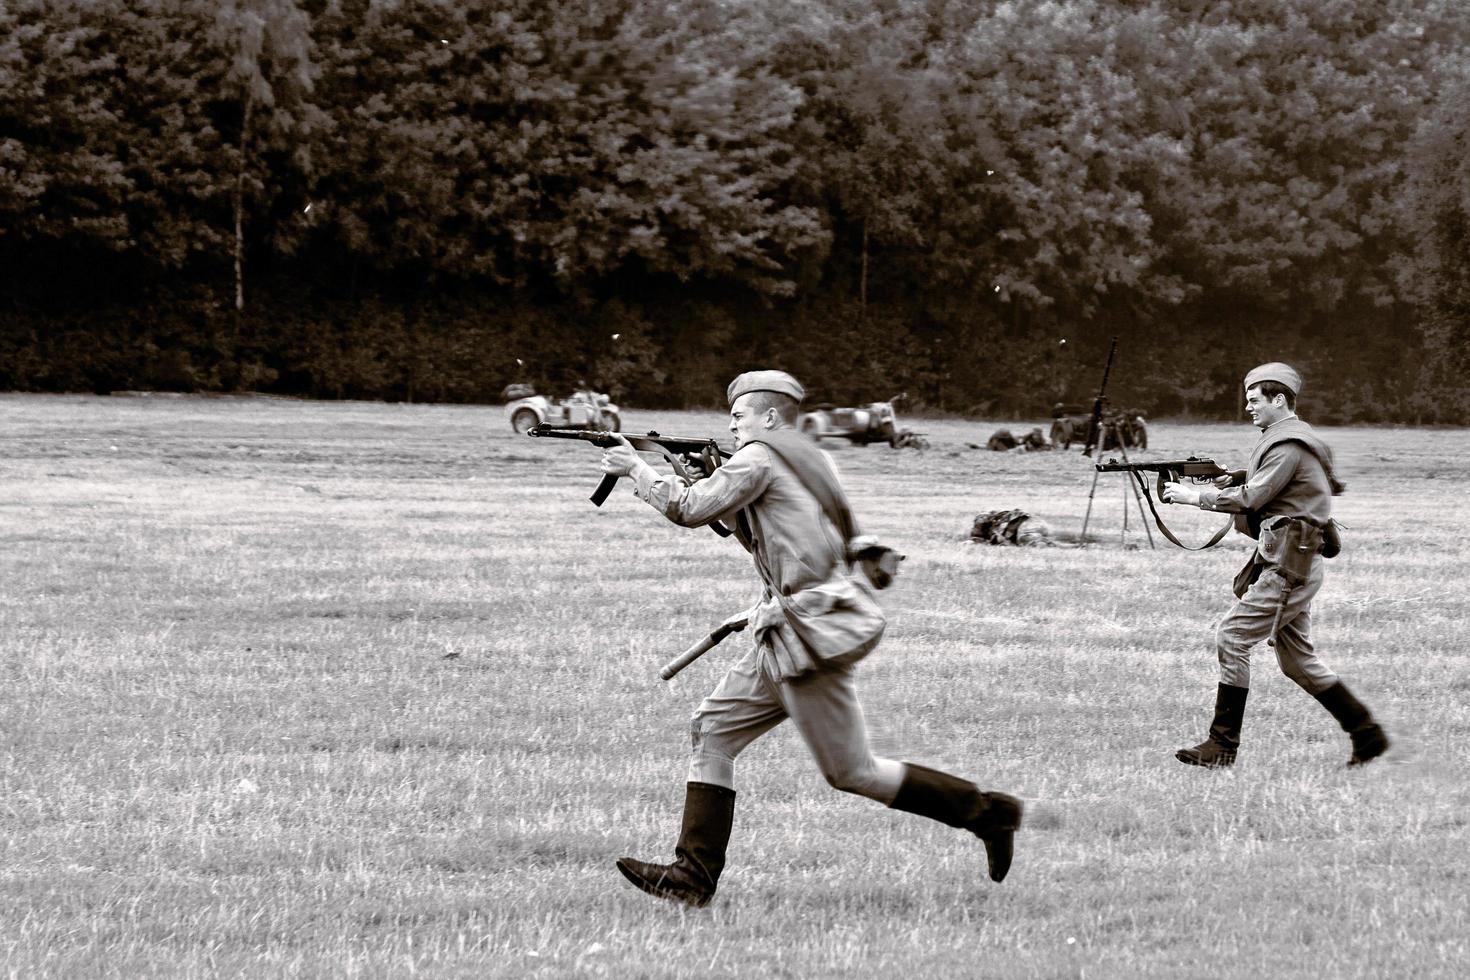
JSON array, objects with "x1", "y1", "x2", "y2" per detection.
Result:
[
  {"x1": 1193, "y1": 417, "x2": 1340, "y2": 693},
  {"x1": 628, "y1": 440, "x2": 904, "y2": 801}
]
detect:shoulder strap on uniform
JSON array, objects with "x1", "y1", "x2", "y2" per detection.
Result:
[
  {"x1": 1255, "y1": 421, "x2": 1345, "y2": 495},
  {"x1": 743, "y1": 431, "x2": 859, "y2": 542}
]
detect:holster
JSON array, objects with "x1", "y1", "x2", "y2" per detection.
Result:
[{"x1": 1257, "y1": 516, "x2": 1324, "y2": 586}]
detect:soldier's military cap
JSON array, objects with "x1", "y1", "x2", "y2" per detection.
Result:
[
  {"x1": 727, "y1": 370, "x2": 806, "y2": 405},
  {"x1": 1243, "y1": 362, "x2": 1303, "y2": 396}
]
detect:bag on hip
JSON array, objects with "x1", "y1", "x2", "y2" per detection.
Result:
[
  {"x1": 775, "y1": 575, "x2": 886, "y2": 671},
  {"x1": 1257, "y1": 516, "x2": 1324, "y2": 582}
]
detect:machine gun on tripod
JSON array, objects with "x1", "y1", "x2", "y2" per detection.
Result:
[{"x1": 1077, "y1": 338, "x2": 1158, "y2": 548}]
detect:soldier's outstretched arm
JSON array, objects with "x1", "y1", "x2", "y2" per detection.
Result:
[
  {"x1": 602, "y1": 439, "x2": 771, "y2": 528},
  {"x1": 1195, "y1": 444, "x2": 1302, "y2": 512}
]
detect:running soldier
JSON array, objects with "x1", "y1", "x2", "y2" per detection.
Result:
[{"x1": 598, "y1": 370, "x2": 1023, "y2": 907}]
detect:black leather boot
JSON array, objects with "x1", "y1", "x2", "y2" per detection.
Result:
[
  {"x1": 887, "y1": 764, "x2": 1023, "y2": 882},
  {"x1": 1313, "y1": 681, "x2": 1390, "y2": 767},
  {"x1": 616, "y1": 782, "x2": 735, "y2": 908},
  {"x1": 1176, "y1": 683, "x2": 1249, "y2": 768}
]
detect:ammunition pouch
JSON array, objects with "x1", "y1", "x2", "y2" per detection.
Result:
[
  {"x1": 1242, "y1": 510, "x2": 1341, "y2": 558},
  {"x1": 1257, "y1": 516, "x2": 1324, "y2": 585}
]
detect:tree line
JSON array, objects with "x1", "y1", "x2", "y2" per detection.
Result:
[{"x1": 2, "y1": 0, "x2": 1468, "y2": 422}]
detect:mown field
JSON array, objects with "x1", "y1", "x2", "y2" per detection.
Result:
[{"x1": 2, "y1": 393, "x2": 1467, "y2": 979}]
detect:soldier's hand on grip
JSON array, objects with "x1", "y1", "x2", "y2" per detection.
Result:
[
  {"x1": 598, "y1": 433, "x2": 639, "y2": 477},
  {"x1": 1161, "y1": 480, "x2": 1199, "y2": 506}
]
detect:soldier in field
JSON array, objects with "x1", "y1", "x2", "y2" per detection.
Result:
[
  {"x1": 1161, "y1": 362, "x2": 1389, "y2": 769},
  {"x1": 597, "y1": 370, "x2": 1022, "y2": 908}
]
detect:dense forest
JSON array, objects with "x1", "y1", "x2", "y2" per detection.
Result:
[{"x1": 3, "y1": 0, "x2": 1469, "y2": 421}]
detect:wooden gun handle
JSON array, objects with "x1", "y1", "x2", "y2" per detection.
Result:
[{"x1": 660, "y1": 621, "x2": 745, "y2": 680}]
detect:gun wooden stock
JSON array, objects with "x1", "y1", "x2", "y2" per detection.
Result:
[{"x1": 660, "y1": 619, "x2": 748, "y2": 680}]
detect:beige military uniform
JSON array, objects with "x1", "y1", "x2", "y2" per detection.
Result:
[
  {"x1": 630, "y1": 441, "x2": 904, "y2": 802},
  {"x1": 1196, "y1": 416, "x2": 1338, "y2": 693}
]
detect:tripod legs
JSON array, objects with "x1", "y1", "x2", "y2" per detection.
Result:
[
  {"x1": 1080, "y1": 464, "x2": 1104, "y2": 544},
  {"x1": 1079, "y1": 421, "x2": 1155, "y2": 550}
]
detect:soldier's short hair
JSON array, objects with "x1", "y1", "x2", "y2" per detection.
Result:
[
  {"x1": 1252, "y1": 380, "x2": 1296, "y2": 410},
  {"x1": 745, "y1": 390, "x2": 800, "y2": 424}
]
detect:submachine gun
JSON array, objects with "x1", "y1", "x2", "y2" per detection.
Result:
[
  {"x1": 1094, "y1": 456, "x2": 1240, "y2": 550},
  {"x1": 525, "y1": 423, "x2": 734, "y2": 537},
  {"x1": 527, "y1": 422, "x2": 748, "y2": 679},
  {"x1": 1095, "y1": 456, "x2": 1233, "y2": 502}
]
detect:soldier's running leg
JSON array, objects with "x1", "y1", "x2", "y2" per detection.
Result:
[
  {"x1": 1274, "y1": 606, "x2": 1390, "y2": 767},
  {"x1": 781, "y1": 664, "x2": 1023, "y2": 883},
  {"x1": 616, "y1": 645, "x2": 786, "y2": 907},
  {"x1": 1177, "y1": 568, "x2": 1316, "y2": 767}
]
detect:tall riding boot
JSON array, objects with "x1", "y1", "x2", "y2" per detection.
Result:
[
  {"x1": 887, "y1": 764, "x2": 1023, "y2": 883},
  {"x1": 616, "y1": 782, "x2": 735, "y2": 908},
  {"x1": 1175, "y1": 683, "x2": 1249, "y2": 768},
  {"x1": 1313, "y1": 681, "x2": 1390, "y2": 767}
]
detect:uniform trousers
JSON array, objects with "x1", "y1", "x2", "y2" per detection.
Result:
[
  {"x1": 688, "y1": 641, "x2": 905, "y2": 803},
  {"x1": 1216, "y1": 556, "x2": 1338, "y2": 694}
]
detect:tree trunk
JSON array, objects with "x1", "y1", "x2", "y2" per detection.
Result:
[
  {"x1": 859, "y1": 217, "x2": 868, "y2": 311},
  {"x1": 234, "y1": 94, "x2": 254, "y2": 315}
]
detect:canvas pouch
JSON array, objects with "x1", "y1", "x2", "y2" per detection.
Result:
[
  {"x1": 752, "y1": 574, "x2": 887, "y2": 681},
  {"x1": 1258, "y1": 516, "x2": 1324, "y2": 584}
]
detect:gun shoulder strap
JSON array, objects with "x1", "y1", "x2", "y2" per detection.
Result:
[
  {"x1": 1129, "y1": 471, "x2": 1234, "y2": 551},
  {"x1": 743, "y1": 431, "x2": 859, "y2": 544}
]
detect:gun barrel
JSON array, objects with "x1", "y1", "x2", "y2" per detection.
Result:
[
  {"x1": 1094, "y1": 458, "x2": 1162, "y2": 472},
  {"x1": 526, "y1": 423, "x2": 613, "y2": 444}
]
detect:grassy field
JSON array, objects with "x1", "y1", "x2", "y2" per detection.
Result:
[{"x1": 2, "y1": 392, "x2": 1468, "y2": 979}]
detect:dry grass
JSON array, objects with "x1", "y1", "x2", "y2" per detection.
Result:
[{"x1": 2, "y1": 393, "x2": 1467, "y2": 979}]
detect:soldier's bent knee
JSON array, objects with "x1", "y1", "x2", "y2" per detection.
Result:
[{"x1": 821, "y1": 762, "x2": 880, "y2": 798}]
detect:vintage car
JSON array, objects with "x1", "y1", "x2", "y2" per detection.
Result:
[{"x1": 504, "y1": 385, "x2": 621, "y2": 433}]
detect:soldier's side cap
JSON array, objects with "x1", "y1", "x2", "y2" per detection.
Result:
[
  {"x1": 727, "y1": 370, "x2": 805, "y2": 406},
  {"x1": 1243, "y1": 361, "x2": 1302, "y2": 396}
]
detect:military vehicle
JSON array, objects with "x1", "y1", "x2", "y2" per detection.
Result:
[
  {"x1": 798, "y1": 394, "x2": 924, "y2": 448},
  {"x1": 504, "y1": 386, "x2": 621, "y2": 434}
]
